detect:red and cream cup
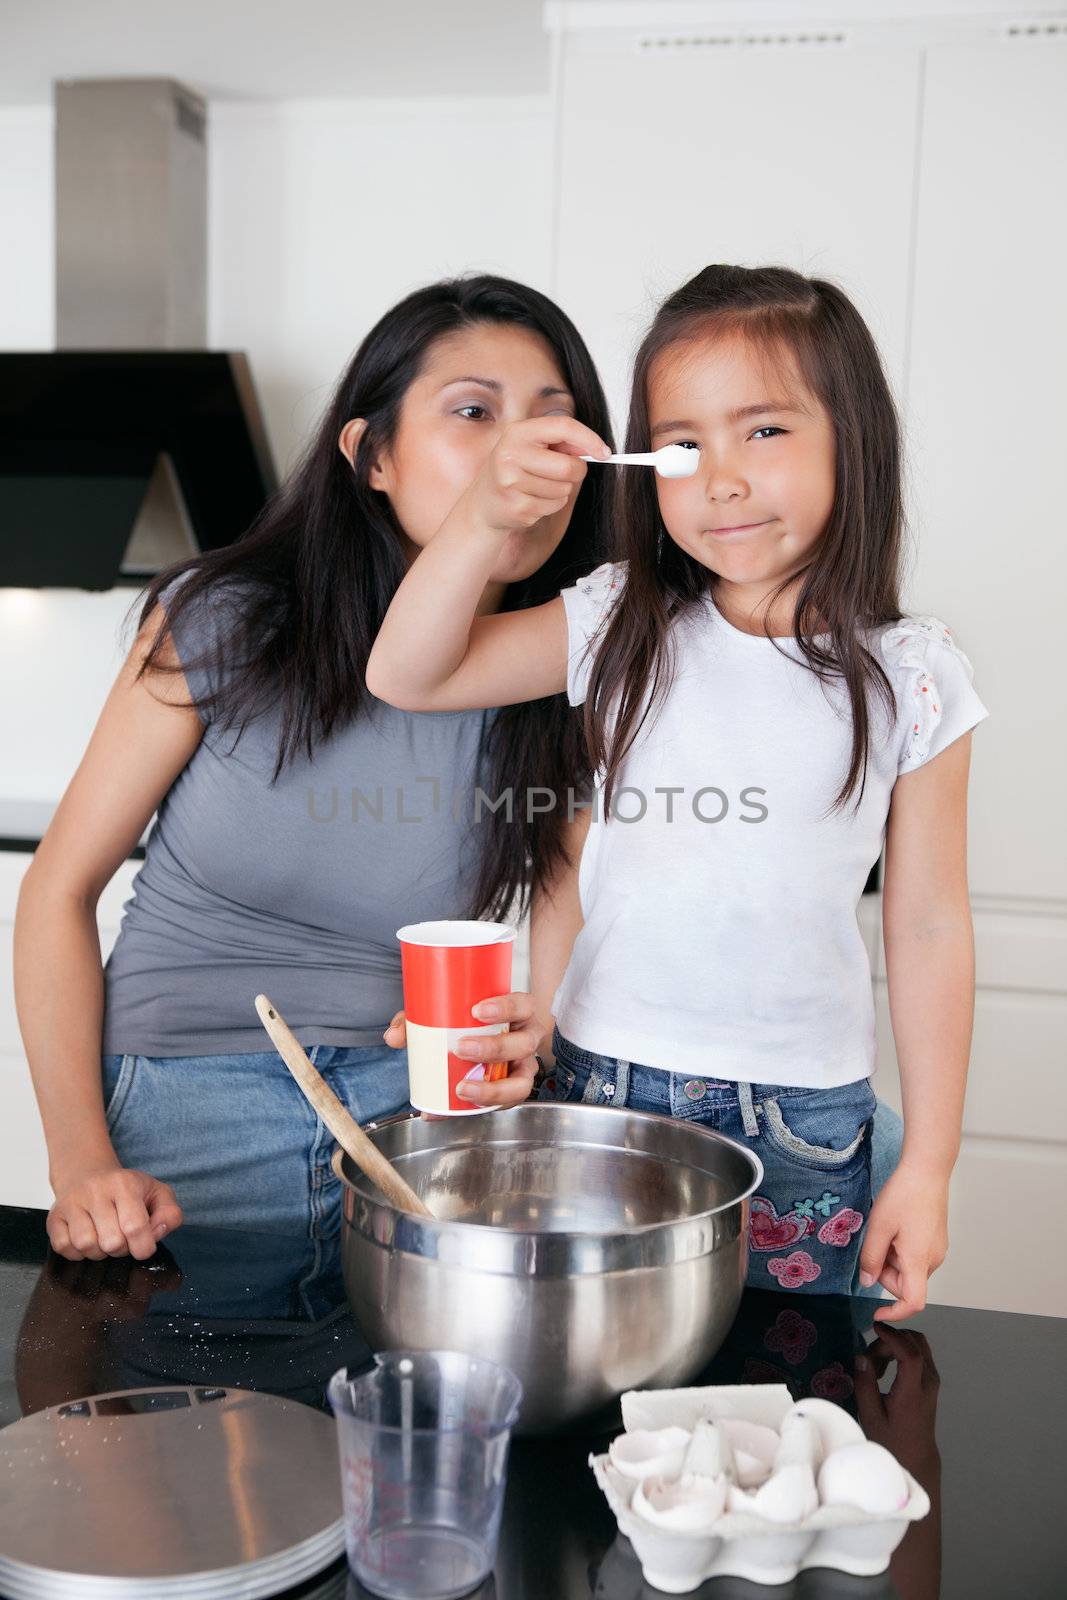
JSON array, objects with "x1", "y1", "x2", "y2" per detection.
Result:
[{"x1": 396, "y1": 920, "x2": 517, "y2": 1116}]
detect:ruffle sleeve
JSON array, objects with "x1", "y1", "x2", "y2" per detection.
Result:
[
  {"x1": 879, "y1": 615, "x2": 990, "y2": 774},
  {"x1": 558, "y1": 559, "x2": 627, "y2": 707}
]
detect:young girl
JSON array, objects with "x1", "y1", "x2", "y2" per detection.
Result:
[{"x1": 366, "y1": 264, "x2": 989, "y2": 1323}]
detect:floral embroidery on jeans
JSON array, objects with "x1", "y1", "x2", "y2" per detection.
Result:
[
  {"x1": 767, "y1": 1250, "x2": 821, "y2": 1288},
  {"x1": 751, "y1": 1196, "x2": 813, "y2": 1252},
  {"x1": 817, "y1": 1207, "x2": 864, "y2": 1247},
  {"x1": 793, "y1": 1191, "x2": 841, "y2": 1222},
  {"x1": 763, "y1": 1309, "x2": 818, "y2": 1365}
]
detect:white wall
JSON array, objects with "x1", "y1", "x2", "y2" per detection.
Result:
[
  {"x1": 209, "y1": 94, "x2": 555, "y2": 478},
  {"x1": 0, "y1": 93, "x2": 555, "y2": 802},
  {"x1": 0, "y1": 107, "x2": 53, "y2": 351}
]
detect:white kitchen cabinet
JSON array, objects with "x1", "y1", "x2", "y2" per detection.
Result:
[
  {"x1": 877, "y1": 34, "x2": 1067, "y2": 1317},
  {"x1": 550, "y1": 22, "x2": 922, "y2": 424}
]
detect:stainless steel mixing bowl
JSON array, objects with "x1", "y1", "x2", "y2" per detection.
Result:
[{"x1": 332, "y1": 1102, "x2": 763, "y2": 1434}]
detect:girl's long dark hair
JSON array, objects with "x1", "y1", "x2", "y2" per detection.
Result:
[
  {"x1": 587, "y1": 263, "x2": 905, "y2": 819},
  {"x1": 134, "y1": 274, "x2": 613, "y2": 920}
]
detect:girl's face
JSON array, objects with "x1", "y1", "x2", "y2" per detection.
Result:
[
  {"x1": 647, "y1": 330, "x2": 836, "y2": 595},
  {"x1": 344, "y1": 323, "x2": 580, "y2": 593}
]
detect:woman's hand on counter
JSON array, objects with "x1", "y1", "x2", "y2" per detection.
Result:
[
  {"x1": 47, "y1": 1165, "x2": 184, "y2": 1262},
  {"x1": 384, "y1": 992, "x2": 548, "y2": 1110}
]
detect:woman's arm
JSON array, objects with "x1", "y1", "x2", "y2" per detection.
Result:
[
  {"x1": 365, "y1": 414, "x2": 609, "y2": 711},
  {"x1": 859, "y1": 731, "x2": 976, "y2": 1321},
  {"x1": 14, "y1": 605, "x2": 204, "y2": 1259}
]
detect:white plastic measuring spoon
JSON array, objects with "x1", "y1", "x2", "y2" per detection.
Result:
[{"x1": 580, "y1": 443, "x2": 700, "y2": 479}]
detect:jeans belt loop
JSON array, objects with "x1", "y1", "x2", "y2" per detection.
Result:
[
  {"x1": 738, "y1": 1080, "x2": 759, "y2": 1137},
  {"x1": 614, "y1": 1059, "x2": 631, "y2": 1104}
]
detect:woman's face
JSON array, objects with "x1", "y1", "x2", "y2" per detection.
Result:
[
  {"x1": 647, "y1": 329, "x2": 836, "y2": 600},
  {"x1": 344, "y1": 323, "x2": 581, "y2": 593}
]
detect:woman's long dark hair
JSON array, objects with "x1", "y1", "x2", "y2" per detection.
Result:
[
  {"x1": 587, "y1": 264, "x2": 905, "y2": 820},
  {"x1": 134, "y1": 274, "x2": 613, "y2": 920}
]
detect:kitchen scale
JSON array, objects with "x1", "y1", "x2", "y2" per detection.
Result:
[{"x1": 0, "y1": 1386, "x2": 347, "y2": 1600}]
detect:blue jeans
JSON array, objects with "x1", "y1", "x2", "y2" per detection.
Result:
[
  {"x1": 540, "y1": 1028, "x2": 898, "y2": 1298},
  {"x1": 101, "y1": 1045, "x2": 412, "y2": 1242}
]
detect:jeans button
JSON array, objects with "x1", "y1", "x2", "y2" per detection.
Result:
[{"x1": 684, "y1": 1079, "x2": 706, "y2": 1101}]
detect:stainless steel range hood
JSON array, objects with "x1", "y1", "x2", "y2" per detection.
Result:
[{"x1": 0, "y1": 78, "x2": 276, "y2": 589}]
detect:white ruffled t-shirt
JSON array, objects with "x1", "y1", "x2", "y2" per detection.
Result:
[{"x1": 553, "y1": 561, "x2": 990, "y2": 1088}]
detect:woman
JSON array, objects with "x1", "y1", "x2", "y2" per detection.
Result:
[{"x1": 14, "y1": 274, "x2": 612, "y2": 1262}]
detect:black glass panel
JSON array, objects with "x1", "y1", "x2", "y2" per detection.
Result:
[{"x1": 0, "y1": 352, "x2": 276, "y2": 588}]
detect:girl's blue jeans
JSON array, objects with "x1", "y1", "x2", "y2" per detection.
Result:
[{"x1": 539, "y1": 1028, "x2": 903, "y2": 1298}]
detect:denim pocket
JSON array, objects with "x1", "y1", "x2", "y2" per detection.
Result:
[
  {"x1": 536, "y1": 1061, "x2": 582, "y2": 1103},
  {"x1": 550, "y1": 1025, "x2": 602, "y2": 1071},
  {"x1": 759, "y1": 1081, "x2": 876, "y2": 1173},
  {"x1": 102, "y1": 1053, "x2": 138, "y2": 1134},
  {"x1": 550, "y1": 1030, "x2": 630, "y2": 1106},
  {"x1": 326, "y1": 1047, "x2": 413, "y2": 1128}
]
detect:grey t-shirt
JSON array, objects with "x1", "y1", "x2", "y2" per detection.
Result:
[{"x1": 101, "y1": 577, "x2": 498, "y2": 1055}]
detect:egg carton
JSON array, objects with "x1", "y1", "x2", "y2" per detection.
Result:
[{"x1": 588, "y1": 1384, "x2": 930, "y2": 1592}]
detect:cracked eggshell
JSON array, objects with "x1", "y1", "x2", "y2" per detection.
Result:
[
  {"x1": 633, "y1": 1472, "x2": 728, "y2": 1533},
  {"x1": 787, "y1": 1396, "x2": 866, "y2": 1465},
  {"x1": 774, "y1": 1412, "x2": 819, "y2": 1468},
  {"x1": 608, "y1": 1425, "x2": 692, "y2": 1482},
  {"x1": 725, "y1": 1413, "x2": 819, "y2": 1524},
  {"x1": 818, "y1": 1442, "x2": 911, "y2": 1515},
  {"x1": 727, "y1": 1462, "x2": 819, "y2": 1525},
  {"x1": 681, "y1": 1419, "x2": 735, "y2": 1481},
  {"x1": 719, "y1": 1418, "x2": 780, "y2": 1487}
]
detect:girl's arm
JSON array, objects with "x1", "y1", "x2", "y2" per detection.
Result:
[
  {"x1": 859, "y1": 731, "x2": 977, "y2": 1322},
  {"x1": 13, "y1": 606, "x2": 204, "y2": 1260},
  {"x1": 365, "y1": 414, "x2": 611, "y2": 712}
]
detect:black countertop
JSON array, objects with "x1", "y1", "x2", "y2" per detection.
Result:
[{"x1": 1, "y1": 1206, "x2": 1061, "y2": 1600}]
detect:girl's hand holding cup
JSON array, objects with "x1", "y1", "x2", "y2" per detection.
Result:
[{"x1": 384, "y1": 990, "x2": 545, "y2": 1111}]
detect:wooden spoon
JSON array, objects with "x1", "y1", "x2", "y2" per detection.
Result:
[{"x1": 254, "y1": 993, "x2": 434, "y2": 1218}]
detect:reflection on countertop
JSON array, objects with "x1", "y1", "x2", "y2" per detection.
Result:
[{"x1": 1, "y1": 1207, "x2": 1062, "y2": 1600}]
